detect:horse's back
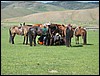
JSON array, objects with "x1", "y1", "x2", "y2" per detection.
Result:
[{"x1": 74, "y1": 27, "x2": 87, "y2": 36}]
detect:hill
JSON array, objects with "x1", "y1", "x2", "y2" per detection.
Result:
[
  {"x1": 1, "y1": 1, "x2": 65, "y2": 20},
  {"x1": 1, "y1": 1, "x2": 99, "y2": 20},
  {"x1": 2, "y1": 7, "x2": 99, "y2": 27},
  {"x1": 47, "y1": 1, "x2": 99, "y2": 10}
]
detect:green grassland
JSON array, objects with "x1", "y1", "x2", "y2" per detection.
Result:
[{"x1": 1, "y1": 25, "x2": 99, "y2": 75}]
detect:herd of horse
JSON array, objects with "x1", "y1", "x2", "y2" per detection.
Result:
[{"x1": 9, "y1": 22, "x2": 87, "y2": 47}]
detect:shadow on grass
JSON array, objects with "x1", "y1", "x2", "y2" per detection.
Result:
[
  {"x1": 71, "y1": 44, "x2": 83, "y2": 47},
  {"x1": 16, "y1": 43, "x2": 30, "y2": 46},
  {"x1": 16, "y1": 43, "x2": 94, "y2": 47},
  {"x1": 71, "y1": 43, "x2": 94, "y2": 47},
  {"x1": 85, "y1": 43, "x2": 94, "y2": 45},
  {"x1": 17, "y1": 42, "x2": 43, "y2": 47}
]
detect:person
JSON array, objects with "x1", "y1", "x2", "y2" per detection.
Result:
[{"x1": 38, "y1": 24, "x2": 48, "y2": 45}]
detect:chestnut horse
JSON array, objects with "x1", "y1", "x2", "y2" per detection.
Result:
[
  {"x1": 74, "y1": 26, "x2": 87, "y2": 45},
  {"x1": 9, "y1": 23, "x2": 32, "y2": 44}
]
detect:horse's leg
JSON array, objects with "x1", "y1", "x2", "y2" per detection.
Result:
[
  {"x1": 9, "y1": 35, "x2": 12, "y2": 43},
  {"x1": 69, "y1": 37, "x2": 72, "y2": 46},
  {"x1": 63, "y1": 37, "x2": 69, "y2": 47},
  {"x1": 12, "y1": 33, "x2": 16, "y2": 44},
  {"x1": 29, "y1": 34, "x2": 33, "y2": 46},
  {"x1": 84, "y1": 34, "x2": 87, "y2": 45},
  {"x1": 82, "y1": 33, "x2": 87, "y2": 45},
  {"x1": 52, "y1": 38, "x2": 54, "y2": 45},
  {"x1": 28, "y1": 32, "x2": 33, "y2": 46},
  {"x1": 25, "y1": 34, "x2": 28, "y2": 45},
  {"x1": 9, "y1": 29, "x2": 12, "y2": 43},
  {"x1": 76, "y1": 36, "x2": 79, "y2": 44},
  {"x1": 50, "y1": 38, "x2": 52, "y2": 45},
  {"x1": 33, "y1": 35, "x2": 36, "y2": 46},
  {"x1": 63, "y1": 37, "x2": 66, "y2": 45},
  {"x1": 23, "y1": 36, "x2": 25, "y2": 44},
  {"x1": 77, "y1": 36, "x2": 79, "y2": 44},
  {"x1": 75, "y1": 37, "x2": 78, "y2": 44},
  {"x1": 26, "y1": 35, "x2": 28, "y2": 45},
  {"x1": 66, "y1": 39, "x2": 70, "y2": 47}
]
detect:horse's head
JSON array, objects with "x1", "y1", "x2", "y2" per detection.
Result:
[{"x1": 36, "y1": 26, "x2": 43, "y2": 36}]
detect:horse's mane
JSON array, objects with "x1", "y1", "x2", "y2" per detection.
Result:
[
  {"x1": 11, "y1": 26, "x2": 19, "y2": 29},
  {"x1": 26, "y1": 25, "x2": 33, "y2": 27}
]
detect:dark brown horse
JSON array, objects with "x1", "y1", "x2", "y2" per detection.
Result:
[
  {"x1": 46, "y1": 23, "x2": 63, "y2": 45},
  {"x1": 45, "y1": 23, "x2": 74, "y2": 46},
  {"x1": 9, "y1": 23, "x2": 32, "y2": 44},
  {"x1": 28, "y1": 25, "x2": 44, "y2": 46},
  {"x1": 74, "y1": 26, "x2": 87, "y2": 45}
]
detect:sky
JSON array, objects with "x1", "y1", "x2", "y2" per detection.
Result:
[
  {"x1": 1, "y1": 1, "x2": 99, "y2": 3},
  {"x1": 36, "y1": 1, "x2": 99, "y2": 3}
]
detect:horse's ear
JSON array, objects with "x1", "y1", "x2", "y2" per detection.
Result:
[
  {"x1": 23, "y1": 22, "x2": 25, "y2": 26},
  {"x1": 20, "y1": 23, "x2": 22, "y2": 26},
  {"x1": 62, "y1": 24, "x2": 65, "y2": 27}
]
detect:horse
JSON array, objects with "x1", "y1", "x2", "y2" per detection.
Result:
[
  {"x1": 74, "y1": 26, "x2": 87, "y2": 45},
  {"x1": 47, "y1": 23, "x2": 74, "y2": 47},
  {"x1": 45, "y1": 23, "x2": 65, "y2": 46},
  {"x1": 9, "y1": 23, "x2": 32, "y2": 44},
  {"x1": 9, "y1": 26, "x2": 23, "y2": 44}
]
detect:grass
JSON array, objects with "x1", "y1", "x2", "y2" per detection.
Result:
[{"x1": 1, "y1": 25, "x2": 99, "y2": 75}]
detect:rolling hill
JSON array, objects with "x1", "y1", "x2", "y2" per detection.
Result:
[
  {"x1": 2, "y1": 7, "x2": 99, "y2": 27},
  {"x1": 1, "y1": 1, "x2": 66, "y2": 20},
  {"x1": 1, "y1": 1, "x2": 99, "y2": 20},
  {"x1": 47, "y1": 1, "x2": 99, "y2": 10}
]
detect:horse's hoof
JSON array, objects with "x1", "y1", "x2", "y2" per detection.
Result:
[
  {"x1": 30, "y1": 45, "x2": 32, "y2": 46},
  {"x1": 34, "y1": 44, "x2": 36, "y2": 46}
]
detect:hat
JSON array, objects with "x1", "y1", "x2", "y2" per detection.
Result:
[{"x1": 43, "y1": 24, "x2": 46, "y2": 27}]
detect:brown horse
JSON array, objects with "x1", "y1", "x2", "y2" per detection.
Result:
[
  {"x1": 9, "y1": 23, "x2": 32, "y2": 44},
  {"x1": 74, "y1": 26, "x2": 87, "y2": 45}
]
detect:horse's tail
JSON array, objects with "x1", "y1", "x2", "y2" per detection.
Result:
[
  {"x1": 9, "y1": 27, "x2": 12, "y2": 43},
  {"x1": 83, "y1": 31, "x2": 87, "y2": 45}
]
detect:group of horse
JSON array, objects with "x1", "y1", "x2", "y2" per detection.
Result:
[{"x1": 9, "y1": 22, "x2": 87, "y2": 47}]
